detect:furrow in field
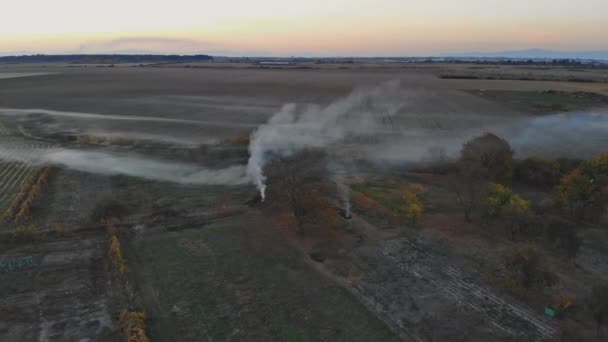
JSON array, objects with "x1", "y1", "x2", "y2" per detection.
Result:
[
  {"x1": 0, "y1": 167, "x2": 35, "y2": 206},
  {"x1": 0, "y1": 141, "x2": 51, "y2": 215},
  {"x1": 0, "y1": 163, "x2": 32, "y2": 199},
  {"x1": 381, "y1": 238, "x2": 558, "y2": 340}
]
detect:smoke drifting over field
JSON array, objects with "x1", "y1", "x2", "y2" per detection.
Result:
[
  {"x1": 247, "y1": 81, "x2": 408, "y2": 200},
  {"x1": 0, "y1": 83, "x2": 606, "y2": 192},
  {"x1": 509, "y1": 111, "x2": 608, "y2": 158},
  {"x1": 354, "y1": 109, "x2": 608, "y2": 164},
  {"x1": 0, "y1": 147, "x2": 249, "y2": 185}
]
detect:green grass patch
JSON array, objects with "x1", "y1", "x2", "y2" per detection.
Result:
[
  {"x1": 271, "y1": 318, "x2": 310, "y2": 342},
  {"x1": 111, "y1": 174, "x2": 246, "y2": 208},
  {"x1": 136, "y1": 222, "x2": 399, "y2": 341},
  {"x1": 351, "y1": 182, "x2": 405, "y2": 214},
  {"x1": 499, "y1": 91, "x2": 582, "y2": 105},
  {"x1": 475, "y1": 90, "x2": 608, "y2": 114}
]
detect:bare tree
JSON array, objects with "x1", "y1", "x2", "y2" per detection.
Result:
[{"x1": 264, "y1": 149, "x2": 339, "y2": 231}]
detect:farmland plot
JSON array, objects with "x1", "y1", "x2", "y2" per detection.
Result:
[{"x1": 0, "y1": 136, "x2": 52, "y2": 228}]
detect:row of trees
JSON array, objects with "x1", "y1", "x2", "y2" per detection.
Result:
[
  {"x1": 257, "y1": 134, "x2": 608, "y2": 334},
  {"x1": 452, "y1": 133, "x2": 608, "y2": 335},
  {"x1": 454, "y1": 133, "x2": 607, "y2": 226}
]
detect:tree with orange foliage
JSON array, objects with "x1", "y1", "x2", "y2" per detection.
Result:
[
  {"x1": 557, "y1": 153, "x2": 608, "y2": 221},
  {"x1": 264, "y1": 149, "x2": 341, "y2": 232}
]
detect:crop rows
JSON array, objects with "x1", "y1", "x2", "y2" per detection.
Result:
[
  {"x1": 0, "y1": 121, "x2": 10, "y2": 136},
  {"x1": 0, "y1": 138, "x2": 52, "y2": 227},
  {"x1": 357, "y1": 237, "x2": 558, "y2": 340}
]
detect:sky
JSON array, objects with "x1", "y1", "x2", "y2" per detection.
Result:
[{"x1": 1, "y1": 0, "x2": 607, "y2": 56}]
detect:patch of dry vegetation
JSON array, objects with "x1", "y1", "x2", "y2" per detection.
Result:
[
  {"x1": 1, "y1": 166, "x2": 52, "y2": 224},
  {"x1": 263, "y1": 149, "x2": 342, "y2": 236},
  {"x1": 119, "y1": 310, "x2": 149, "y2": 342},
  {"x1": 345, "y1": 130, "x2": 606, "y2": 338},
  {"x1": 100, "y1": 204, "x2": 149, "y2": 342},
  {"x1": 77, "y1": 134, "x2": 137, "y2": 146}
]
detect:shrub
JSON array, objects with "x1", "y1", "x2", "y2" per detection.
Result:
[
  {"x1": 14, "y1": 202, "x2": 31, "y2": 224},
  {"x1": 12, "y1": 225, "x2": 46, "y2": 243},
  {"x1": 108, "y1": 236, "x2": 128, "y2": 274},
  {"x1": 403, "y1": 192, "x2": 423, "y2": 226},
  {"x1": 486, "y1": 184, "x2": 529, "y2": 215},
  {"x1": 51, "y1": 222, "x2": 72, "y2": 237},
  {"x1": 504, "y1": 243, "x2": 556, "y2": 290},
  {"x1": 91, "y1": 199, "x2": 128, "y2": 223},
  {"x1": 514, "y1": 157, "x2": 560, "y2": 187},
  {"x1": 554, "y1": 291, "x2": 575, "y2": 312},
  {"x1": 0, "y1": 207, "x2": 14, "y2": 223},
  {"x1": 223, "y1": 135, "x2": 250, "y2": 146},
  {"x1": 105, "y1": 219, "x2": 119, "y2": 236},
  {"x1": 582, "y1": 153, "x2": 608, "y2": 177},
  {"x1": 544, "y1": 218, "x2": 581, "y2": 259},
  {"x1": 556, "y1": 158, "x2": 583, "y2": 176},
  {"x1": 119, "y1": 310, "x2": 149, "y2": 342}
]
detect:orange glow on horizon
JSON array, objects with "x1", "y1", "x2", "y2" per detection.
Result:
[{"x1": 1, "y1": 0, "x2": 607, "y2": 56}]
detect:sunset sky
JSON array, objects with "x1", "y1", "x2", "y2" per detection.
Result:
[{"x1": 2, "y1": 0, "x2": 607, "y2": 56}]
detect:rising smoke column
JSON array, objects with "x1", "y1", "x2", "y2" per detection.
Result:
[
  {"x1": 328, "y1": 160, "x2": 352, "y2": 216},
  {"x1": 246, "y1": 81, "x2": 407, "y2": 200}
]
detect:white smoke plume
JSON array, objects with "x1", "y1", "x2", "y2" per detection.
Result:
[
  {"x1": 0, "y1": 147, "x2": 249, "y2": 185},
  {"x1": 329, "y1": 161, "x2": 351, "y2": 216},
  {"x1": 246, "y1": 81, "x2": 408, "y2": 200}
]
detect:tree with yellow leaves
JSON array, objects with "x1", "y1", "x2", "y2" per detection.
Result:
[
  {"x1": 403, "y1": 192, "x2": 423, "y2": 226},
  {"x1": 557, "y1": 153, "x2": 608, "y2": 221},
  {"x1": 486, "y1": 183, "x2": 530, "y2": 239}
]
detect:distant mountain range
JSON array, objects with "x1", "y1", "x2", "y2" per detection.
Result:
[{"x1": 446, "y1": 49, "x2": 608, "y2": 60}]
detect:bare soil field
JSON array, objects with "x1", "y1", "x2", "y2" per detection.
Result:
[
  {"x1": 0, "y1": 231, "x2": 115, "y2": 342},
  {"x1": 0, "y1": 63, "x2": 607, "y2": 341}
]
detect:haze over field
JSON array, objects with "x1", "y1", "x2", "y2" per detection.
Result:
[
  {"x1": 1, "y1": 0, "x2": 607, "y2": 57},
  {"x1": 2, "y1": 0, "x2": 608, "y2": 339}
]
